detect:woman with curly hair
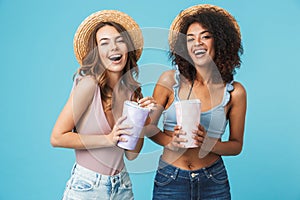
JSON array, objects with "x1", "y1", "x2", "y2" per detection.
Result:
[
  {"x1": 50, "y1": 10, "x2": 155, "y2": 199},
  {"x1": 141, "y1": 4, "x2": 247, "y2": 199}
]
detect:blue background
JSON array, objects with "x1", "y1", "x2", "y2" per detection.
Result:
[{"x1": 1, "y1": 0, "x2": 300, "y2": 199}]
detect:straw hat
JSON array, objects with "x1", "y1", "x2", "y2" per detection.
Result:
[
  {"x1": 169, "y1": 4, "x2": 240, "y2": 51},
  {"x1": 73, "y1": 10, "x2": 144, "y2": 65}
]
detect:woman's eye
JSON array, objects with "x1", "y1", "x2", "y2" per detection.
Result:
[
  {"x1": 202, "y1": 35, "x2": 212, "y2": 39},
  {"x1": 100, "y1": 42, "x2": 108, "y2": 46},
  {"x1": 187, "y1": 38, "x2": 194, "y2": 42},
  {"x1": 116, "y1": 37, "x2": 125, "y2": 43}
]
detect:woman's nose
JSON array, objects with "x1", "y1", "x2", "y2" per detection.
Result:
[
  {"x1": 194, "y1": 37, "x2": 203, "y2": 46},
  {"x1": 110, "y1": 41, "x2": 118, "y2": 50}
]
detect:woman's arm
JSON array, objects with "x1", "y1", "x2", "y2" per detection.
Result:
[
  {"x1": 211, "y1": 82, "x2": 247, "y2": 156},
  {"x1": 145, "y1": 70, "x2": 176, "y2": 146},
  {"x1": 50, "y1": 77, "x2": 131, "y2": 149},
  {"x1": 145, "y1": 106, "x2": 172, "y2": 146},
  {"x1": 124, "y1": 134, "x2": 144, "y2": 161}
]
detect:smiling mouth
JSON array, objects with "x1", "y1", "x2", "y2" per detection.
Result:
[
  {"x1": 194, "y1": 49, "x2": 206, "y2": 56},
  {"x1": 109, "y1": 54, "x2": 122, "y2": 62}
]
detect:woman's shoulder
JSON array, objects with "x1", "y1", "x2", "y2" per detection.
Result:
[
  {"x1": 77, "y1": 75, "x2": 97, "y2": 84},
  {"x1": 73, "y1": 75, "x2": 98, "y2": 95},
  {"x1": 75, "y1": 75, "x2": 97, "y2": 88},
  {"x1": 157, "y1": 70, "x2": 176, "y2": 88},
  {"x1": 231, "y1": 81, "x2": 247, "y2": 100}
]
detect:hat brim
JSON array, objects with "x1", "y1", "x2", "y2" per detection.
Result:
[
  {"x1": 169, "y1": 4, "x2": 240, "y2": 52},
  {"x1": 73, "y1": 10, "x2": 143, "y2": 65}
]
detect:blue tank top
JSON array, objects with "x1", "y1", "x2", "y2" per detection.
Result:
[{"x1": 162, "y1": 69, "x2": 234, "y2": 138}]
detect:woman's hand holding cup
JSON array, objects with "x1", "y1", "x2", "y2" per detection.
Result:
[
  {"x1": 108, "y1": 115, "x2": 132, "y2": 146},
  {"x1": 137, "y1": 96, "x2": 157, "y2": 111},
  {"x1": 192, "y1": 124, "x2": 207, "y2": 147},
  {"x1": 165, "y1": 125, "x2": 188, "y2": 151}
]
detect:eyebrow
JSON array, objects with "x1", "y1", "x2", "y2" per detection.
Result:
[
  {"x1": 99, "y1": 38, "x2": 109, "y2": 42},
  {"x1": 187, "y1": 30, "x2": 210, "y2": 36},
  {"x1": 99, "y1": 35, "x2": 123, "y2": 42}
]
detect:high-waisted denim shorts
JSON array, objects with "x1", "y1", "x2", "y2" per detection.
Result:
[{"x1": 62, "y1": 163, "x2": 134, "y2": 200}]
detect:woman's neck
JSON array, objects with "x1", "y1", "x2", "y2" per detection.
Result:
[
  {"x1": 195, "y1": 67, "x2": 213, "y2": 85},
  {"x1": 106, "y1": 71, "x2": 122, "y2": 89},
  {"x1": 194, "y1": 63, "x2": 222, "y2": 85}
]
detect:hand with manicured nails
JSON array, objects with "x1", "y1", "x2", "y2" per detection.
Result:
[
  {"x1": 166, "y1": 124, "x2": 207, "y2": 150},
  {"x1": 164, "y1": 125, "x2": 186, "y2": 151},
  {"x1": 192, "y1": 124, "x2": 207, "y2": 146},
  {"x1": 138, "y1": 96, "x2": 157, "y2": 111},
  {"x1": 107, "y1": 115, "x2": 132, "y2": 146}
]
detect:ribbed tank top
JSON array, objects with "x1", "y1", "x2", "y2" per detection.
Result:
[
  {"x1": 163, "y1": 69, "x2": 234, "y2": 138},
  {"x1": 72, "y1": 76, "x2": 125, "y2": 175}
]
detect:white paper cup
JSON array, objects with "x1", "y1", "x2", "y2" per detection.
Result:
[
  {"x1": 117, "y1": 100, "x2": 149, "y2": 150},
  {"x1": 174, "y1": 99, "x2": 201, "y2": 148}
]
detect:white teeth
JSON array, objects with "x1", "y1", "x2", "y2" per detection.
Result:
[
  {"x1": 194, "y1": 49, "x2": 206, "y2": 55},
  {"x1": 109, "y1": 54, "x2": 122, "y2": 61}
]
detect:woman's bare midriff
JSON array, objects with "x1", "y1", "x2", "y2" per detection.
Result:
[
  {"x1": 161, "y1": 129, "x2": 220, "y2": 170},
  {"x1": 161, "y1": 148, "x2": 219, "y2": 170}
]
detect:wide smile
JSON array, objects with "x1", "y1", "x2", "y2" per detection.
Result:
[
  {"x1": 193, "y1": 49, "x2": 207, "y2": 57},
  {"x1": 108, "y1": 54, "x2": 122, "y2": 63}
]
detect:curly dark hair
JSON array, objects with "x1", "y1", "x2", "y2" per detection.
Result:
[{"x1": 170, "y1": 7, "x2": 243, "y2": 83}]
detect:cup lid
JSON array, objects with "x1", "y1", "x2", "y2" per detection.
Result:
[{"x1": 124, "y1": 100, "x2": 150, "y2": 111}]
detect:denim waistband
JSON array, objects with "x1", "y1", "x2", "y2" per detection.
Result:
[
  {"x1": 71, "y1": 163, "x2": 128, "y2": 184},
  {"x1": 157, "y1": 157, "x2": 225, "y2": 180}
]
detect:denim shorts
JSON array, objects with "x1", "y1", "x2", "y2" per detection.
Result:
[
  {"x1": 62, "y1": 163, "x2": 134, "y2": 200},
  {"x1": 153, "y1": 157, "x2": 231, "y2": 200}
]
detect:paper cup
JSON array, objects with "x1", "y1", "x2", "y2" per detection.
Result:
[
  {"x1": 174, "y1": 99, "x2": 201, "y2": 148},
  {"x1": 117, "y1": 100, "x2": 149, "y2": 150}
]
